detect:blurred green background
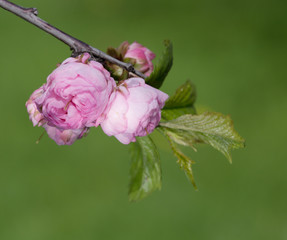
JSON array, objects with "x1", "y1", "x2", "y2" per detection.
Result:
[{"x1": 0, "y1": 0, "x2": 287, "y2": 239}]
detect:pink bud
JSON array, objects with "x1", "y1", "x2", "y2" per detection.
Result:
[
  {"x1": 124, "y1": 42, "x2": 155, "y2": 77},
  {"x1": 35, "y1": 53, "x2": 116, "y2": 130},
  {"x1": 43, "y1": 125, "x2": 89, "y2": 145},
  {"x1": 101, "y1": 78, "x2": 169, "y2": 144}
]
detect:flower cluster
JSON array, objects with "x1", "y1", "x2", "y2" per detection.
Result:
[{"x1": 26, "y1": 42, "x2": 168, "y2": 145}]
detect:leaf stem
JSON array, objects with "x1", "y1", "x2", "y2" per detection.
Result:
[{"x1": 0, "y1": 0, "x2": 146, "y2": 79}]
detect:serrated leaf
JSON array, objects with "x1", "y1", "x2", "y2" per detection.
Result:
[
  {"x1": 160, "y1": 112, "x2": 245, "y2": 163},
  {"x1": 164, "y1": 80, "x2": 197, "y2": 109},
  {"x1": 162, "y1": 129, "x2": 197, "y2": 188},
  {"x1": 129, "y1": 135, "x2": 161, "y2": 201},
  {"x1": 158, "y1": 127, "x2": 200, "y2": 151},
  {"x1": 162, "y1": 80, "x2": 197, "y2": 120},
  {"x1": 145, "y1": 40, "x2": 173, "y2": 89}
]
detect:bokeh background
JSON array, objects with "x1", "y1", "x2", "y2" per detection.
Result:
[{"x1": 0, "y1": 0, "x2": 287, "y2": 239}]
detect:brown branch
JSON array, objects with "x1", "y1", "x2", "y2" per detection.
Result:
[{"x1": 0, "y1": 0, "x2": 146, "y2": 79}]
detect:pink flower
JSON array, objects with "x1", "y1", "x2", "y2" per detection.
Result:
[
  {"x1": 26, "y1": 84, "x2": 89, "y2": 145},
  {"x1": 124, "y1": 42, "x2": 155, "y2": 77},
  {"x1": 43, "y1": 125, "x2": 89, "y2": 145},
  {"x1": 35, "y1": 53, "x2": 116, "y2": 130},
  {"x1": 26, "y1": 85, "x2": 46, "y2": 126},
  {"x1": 101, "y1": 78, "x2": 169, "y2": 144}
]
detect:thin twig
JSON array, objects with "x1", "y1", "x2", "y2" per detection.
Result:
[{"x1": 0, "y1": 0, "x2": 146, "y2": 79}]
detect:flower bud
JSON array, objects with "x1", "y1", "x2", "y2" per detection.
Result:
[
  {"x1": 101, "y1": 78, "x2": 169, "y2": 144},
  {"x1": 124, "y1": 42, "x2": 155, "y2": 77}
]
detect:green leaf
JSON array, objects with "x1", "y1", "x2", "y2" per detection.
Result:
[
  {"x1": 161, "y1": 128, "x2": 197, "y2": 188},
  {"x1": 164, "y1": 80, "x2": 197, "y2": 109},
  {"x1": 161, "y1": 107, "x2": 196, "y2": 121},
  {"x1": 162, "y1": 80, "x2": 197, "y2": 120},
  {"x1": 145, "y1": 40, "x2": 173, "y2": 89},
  {"x1": 159, "y1": 127, "x2": 200, "y2": 151},
  {"x1": 160, "y1": 112, "x2": 245, "y2": 163},
  {"x1": 129, "y1": 135, "x2": 161, "y2": 201}
]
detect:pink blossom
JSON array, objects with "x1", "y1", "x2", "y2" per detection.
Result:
[
  {"x1": 35, "y1": 53, "x2": 116, "y2": 130},
  {"x1": 101, "y1": 78, "x2": 169, "y2": 144},
  {"x1": 26, "y1": 84, "x2": 89, "y2": 145},
  {"x1": 124, "y1": 42, "x2": 155, "y2": 77},
  {"x1": 26, "y1": 85, "x2": 46, "y2": 126},
  {"x1": 43, "y1": 125, "x2": 89, "y2": 145}
]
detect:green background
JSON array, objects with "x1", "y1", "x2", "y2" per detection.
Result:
[{"x1": 0, "y1": 0, "x2": 286, "y2": 239}]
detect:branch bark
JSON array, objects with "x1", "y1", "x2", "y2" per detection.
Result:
[{"x1": 0, "y1": 0, "x2": 146, "y2": 79}]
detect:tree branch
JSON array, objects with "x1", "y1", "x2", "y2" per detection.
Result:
[{"x1": 0, "y1": 0, "x2": 146, "y2": 79}]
